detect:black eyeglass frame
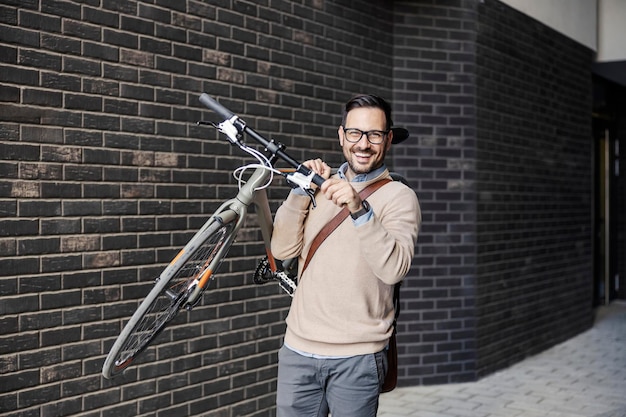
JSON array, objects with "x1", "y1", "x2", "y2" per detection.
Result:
[{"x1": 341, "y1": 126, "x2": 390, "y2": 145}]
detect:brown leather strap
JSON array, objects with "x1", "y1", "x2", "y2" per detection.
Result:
[{"x1": 301, "y1": 178, "x2": 392, "y2": 274}]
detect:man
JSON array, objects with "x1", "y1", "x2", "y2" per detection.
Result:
[{"x1": 271, "y1": 94, "x2": 421, "y2": 417}]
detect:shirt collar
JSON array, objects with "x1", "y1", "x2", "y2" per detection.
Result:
[{"x1": 337, "y1": 163, "x2": 387, "y2": 183}]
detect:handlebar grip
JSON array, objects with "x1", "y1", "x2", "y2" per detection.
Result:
[
  {"x1": 297, "y1": 165, "x2": 326, "y2": 187},
  {"x1": 199, "y1": 93, "x2": 235, "y2": 120},
  {"x1": 312, "y1": 173, "x2": 325, "y2": 187}
]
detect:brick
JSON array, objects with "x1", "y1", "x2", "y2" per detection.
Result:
[
  {"x1": 64, "y1": 129, "x2": 103, "y2": 146},
  {"x1": 62, "y1": 18, "x2": 101, "y2": 41},
  {"x1": 139, "y1": 68, "x2": 170, "y2": 87},
  {"x1": 41, "y1": 72, "x2": 82, "y2": 91},
  {"x1": 18, "y1": 237, "x2": 60, "y2": 255},
  {"x1": 22, "y1": 87, "x2": 63, "y2": 107},
  {"x1": 62, "y1": 200, "x2": 102, "y2": 216},
  {"x1": 0, "y1": 64, "x2": 39, "y2": 86},
  {"x1": 19, "y1": 9, "x2": 61, "y2": 32},
  {"x1": 102, "y1": 0, "x2": 136, "y2": 13},
  {"x1": 27, "y1": 162, "x2": 67, "y2": 182},
  {"x1": 0, "y1": 369, "x2": 39, "y2": 391},
  {"x1": 83, "y1": 41, "x2": 119, "y2": 61},
  {"x1": 19, "y1": 49, "x2": 61, "y2": 71},
  {"x1": 156, "y1": 22, "x2": 186, "y2": 42},
  {"x1": 19, "y1": 382, "x2": 61, "y2": 407},
  {"x1": 0, "y1": 316, "x2": 18, "y2": 336},
  {"x1": 138, "y1": 3, "x2": 171, "y2": 23},
  {"x1": 68, "y1": 97, "x2": 106, "y2": 117},
  {"x1": 19, "y1": 200, "x2": 61, "y2": 217},
  {"x1": 0, "y1": 85, "x2": 20, "y2": 103},
  {"x1": 41, "y1": 0, "x2": 81, "y2": 19},
  {"x1": 61, "y1": 374, "x2": 101, "y2": 397},
  {"x1": 0, "y1": 26, "x2": 39, "y2": 47},
  {"x1": 0, "y1": 257, "x2": 40, "y2": 277},
  {"x1": 0, "y1": 6, "x2": 17, "y2": 25},
  {"x1": 63, "y1": 55, "x2": 101, "y2": 75},
  {"x1": 60, "y1": 235, "x2": 99, "y2": 253},
  {"x1": 40, "y1": 397, "x2": 82, "y2": 417},
  {"x1": 18, "y1": 274, "x2": 61, "y2": 294},
  {"x1": 103, "y1": 64, "x2": 139, "y2": 84},
  {"x1": 120, "y1": 16, "x2": 154, "y2": 36},
  {"x1": 121, "y1": 117, "x2": 154, "y2": 134},
  {"x1": 61, "y1": 340, "x2": 101, "y2": 362},
  {"x1": 83, "y1": 6, "x2": 118, "y2": 28},
  {"x1": 81, "y1": 116, "x2": 120, "y2": 135},
  {"x1": 41, "y1": 33, "x2": 81, "y2": 54},
  {"x1": 102, "y1": 98, "x2": 138, "y2": 116},
  {"x1": 155, "y1": 55, "x2": 185, "y2": 73},
  {"x1": 83, "y1": 251, "x2": 121, "y2": 269},
  {"x1": 40, "y1": 254, "x2": 82, "y2": 272},
  {"x1": 120, "y1": 83, "x2": 154, "y2": 101},
  {"x1": 83, "y1": 217, "x2": 121, "y2": 234},
  {"x1": 42, "y1": 109, "x2": 83, "y2": 128},
  {"x1": 41, "y1": 325, "x2": 82, "y2": 347},
  {"x1": 19, "y1": 310, "x2": 62, "y2": 332}
]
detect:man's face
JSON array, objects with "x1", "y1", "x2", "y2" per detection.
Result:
[{"x1": 338, "y1": 107, "x2": 393, "y2": 177}]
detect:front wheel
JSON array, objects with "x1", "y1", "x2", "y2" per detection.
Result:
[{"x1": 102, "y1": 217, "x2": 237, "y2": 379}]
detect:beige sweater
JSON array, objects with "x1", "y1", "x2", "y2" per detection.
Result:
[{"x1": 271, "y1": 169, "x2": 421, "y2": 356}]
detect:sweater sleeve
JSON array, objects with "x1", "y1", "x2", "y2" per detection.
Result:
[{"x1": 356, "y1": 184, "x2": 421, "y2": 285}]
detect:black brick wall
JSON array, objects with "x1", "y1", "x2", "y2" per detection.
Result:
[
  {"x1": 391, "y1": 0, "x2": 594, "y2": 385},
  {"x1": 0, "y1": 1, "x2": 396, "y2": 416},
  {"x1": 473, "y1": 1, "x2": 594, "y2": 377},
  {"x1": 0, "y1": 0, "x2": 599, "y2": 414},
  {"x1": 392, "y1": 1, "x2": 479, "y2": 385}
]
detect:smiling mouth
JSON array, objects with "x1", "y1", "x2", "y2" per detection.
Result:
[{"x1": 354, "y1": 152, "x2": 372, "y2": 161}]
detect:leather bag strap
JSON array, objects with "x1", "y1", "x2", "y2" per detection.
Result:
[{"x1": 300, "y1": 178, "x2": 392, "y2": 274}]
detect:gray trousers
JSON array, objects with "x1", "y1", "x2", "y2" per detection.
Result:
[{"x1": 276, "y1": 345, "x2": 387, "y2": 417}]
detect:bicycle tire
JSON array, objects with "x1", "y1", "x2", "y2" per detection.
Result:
[{"x1": 102, "y1": 217, "x2": 237, "y2": 379}]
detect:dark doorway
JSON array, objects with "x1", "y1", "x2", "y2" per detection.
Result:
[{"x1": 592, "y1": 75, "x2": 623, "y2": 307}]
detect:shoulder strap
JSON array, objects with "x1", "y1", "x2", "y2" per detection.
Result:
[{"x1": 300, "y1": 178, "x2": 392, "y2": 274}]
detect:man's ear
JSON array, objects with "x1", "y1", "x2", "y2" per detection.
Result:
[
  {"x1": 385, "y1": 130, "x2": 394, "y2": 151},
  {"x1": 338, "y1": 126, "x2": 344, "y2": 146}
]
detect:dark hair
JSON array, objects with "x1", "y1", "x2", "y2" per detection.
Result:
[{"x1": 342, "y1": 94, "x2": 393, "y2": 130}]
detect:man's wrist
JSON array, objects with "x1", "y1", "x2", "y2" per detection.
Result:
[{"x1": 350, "y1": 200, "x2": 370, "y2": 220}]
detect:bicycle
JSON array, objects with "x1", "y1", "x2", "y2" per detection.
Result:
[
  {"x1": 101, "y1": 93, "x2": 326, "y2": 379},
  {"x1": 101, "y1": 93, "x2": 409, "y2": 379}
]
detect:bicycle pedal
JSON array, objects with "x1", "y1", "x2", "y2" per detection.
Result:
[{"x1": 276, "y1": 271, "x2": 297, "y2": 297}]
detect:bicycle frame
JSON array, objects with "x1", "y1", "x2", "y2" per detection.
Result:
[{"x1": 179, "y1": 165, "x2": 281, "y2": 305}]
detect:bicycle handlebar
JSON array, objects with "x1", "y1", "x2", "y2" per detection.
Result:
[
  {"x1": 199, "y1": 93, "x2": 235, "y2": 121},
  {"x1": 199, "y1": 93, "x2": 325, "y2": 188}
]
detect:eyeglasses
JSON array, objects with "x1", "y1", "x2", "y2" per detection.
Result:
[{"x1": 342, "y1": 127, "x2": 389, "y2": 145}]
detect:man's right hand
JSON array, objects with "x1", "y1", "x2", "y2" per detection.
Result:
[{"x1": 302, "y1": 158, "x2": 331, "y2": 185}]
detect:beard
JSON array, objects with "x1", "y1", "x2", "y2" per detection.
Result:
[{"x1": 344, "y1": 148, "x2": 386, "y2": 176}]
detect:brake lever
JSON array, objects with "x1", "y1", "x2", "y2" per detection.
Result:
[
  {"x1": 196, "y1": 117, "x2": 242, "y2": 145},
  {"x1": 305, "y1": 188, "x2": 317, "y2": 208},
  {"x1": 285, "y1": 171, "x2": 317, "y2": 208}
]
